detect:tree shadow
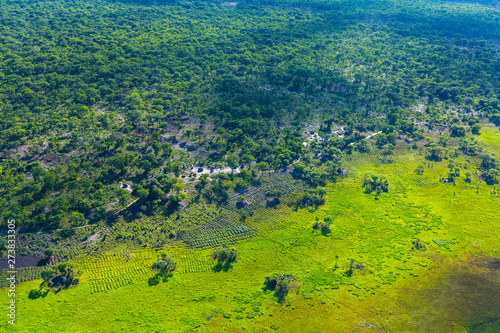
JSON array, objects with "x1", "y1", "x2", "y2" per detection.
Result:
[
  {"x1": 213, "y1": 262, "x2": 232, "y2": 272},
  {"x1": 28, "y1": 287, "x2": 49, "y2": 300},
  {"x1": 266, "y1": 198, "x2": 280, "y2": 208},
  {"x1": 148, "y1": 275, "x2": 160, "y2": 286},
  {"x1": 274, "y1": 290, "x2": 287, "y2": 304},
  {"x1": 262, "y1": 285, "x2": 287, "y2": 304},
  {"x1": 425, "y1": 155, "x2": 442, "y2": 162},
  {"x1": 148, "y1": 272, "x2": 172, "y2": 286},
  {"x1": 51, "y1": 277, "x2": 79, "y2": 294},
  {"x1": 321, "y1": 225, "x2": 331, "y2": 236},
  {"x1": 262, "y1": 275, "x2": 293, "y2": 304},
  {"x1": 37, "y1": 257, "x2": 50, "y2": 266},
  {"x1": 312, "y1": 223, "x2": 331, "y2": 236}
]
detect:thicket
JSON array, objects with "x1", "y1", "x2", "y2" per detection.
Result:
[
  {"x1": 362, "y1": 174, "x2": 389, "y2": 195},
  {"x1": 40, "y1": 261, "x2": 79, "y2": 291},
  {"x1": 150, "y1": 253, "x2": 176, "y2": 285},
  {"x1": 264, "y1": 273, "x2": 296, "y2": 302}
]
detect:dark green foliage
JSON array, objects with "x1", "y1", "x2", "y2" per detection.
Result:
[
  {"x1": 44, "y1": 248, "x2": 54, "y2": 258},
  {"x1": 451, "y1": 125, "x2": 466, "y2": 137},
  {"x1": 293, "y1": 189, "x2": 326, "y2": 208},
  {"x1": 40, "y1": 268, "x2": 55, "y2": 283},
  {"x1": 481, "y1": 154, "x2": 497, "y2": 170},
  {"x1": 210, "y1": 246, "x2": 238, "y2": 264},
  {"x1": 264, "y1": 273, "x2": 296, "y2": 302},
  {"x1": 426, "y1": 142, "x2": 444, "y2": 162},
  {"x1": 43, "y1": 262, "x2": 79, "y2": 291},
  {"x1": 152, "y1": 254, "x2": 177, "y2": 275},
  {"x1": 471, "y1": 124, "x2": 481, "y2": 135},
  {"x1": 150, "y1": 254, "x2": 176, "y2": 285},
  {"x1": 313, "y1": 215, "x2": 332, "y2": 235},
  {"x1": 483, "y1": 169, "x2": 499, "y2": 185},
  {"x1": 362, "y1": 174, "x2": 389, "y2": 195},
  {"x1": 0, "y1": 238, "x2": 7, "y2": 255},
  {"x1": 211, "y1": 245, "x2": 239, "y2": 272}
]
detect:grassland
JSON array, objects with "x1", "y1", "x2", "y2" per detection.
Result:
[{"x1": 2, "y1": 131, "x2": 500, "y2": 332}]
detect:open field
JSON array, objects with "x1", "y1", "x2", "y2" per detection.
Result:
[{"x1": 2, "y1": 130, "x2": 500, "y2": 332}]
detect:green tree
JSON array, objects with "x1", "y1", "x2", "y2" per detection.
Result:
[
  {"x1": 152, "y1": 255, "x2": 177, "y2": 275},
  {"x1": 226, "y1": 154, "x2": 239, "y2": 173},
  {"x1": 44, "y1": 248, "x2": 55, "y2": 258},
  {"x1": 471, "y1": 124, "x2": 481, "y2": 135},
  {"x1": 210, "y1": 246, "x2": 238, "y2": 264},
  {"x1": 41, "y1": 268, "x2": 55, "y2": 283}
]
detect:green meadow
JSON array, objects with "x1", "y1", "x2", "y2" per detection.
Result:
[{"x1": 3, "y1": 131, "x2": 500, "y2": 333}]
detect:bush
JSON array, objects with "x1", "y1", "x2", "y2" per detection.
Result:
[
  {"x1": 313, "y1": 215, "x2": 332, "y2": 235},
  {"x1": 264, "y1": 273, "x2": 296, "y2": 302},
  {"x1": 152, "y1": 254, "x2": 176, "y2": 275},
  {"x1": 44, "y1": 248, "x2": 54, "y2": 258},
  {"x1": 294, "y1": 189, "x2": 326, "y2": 208},
  {"x1": 362, "y1": 174, "x2": 389, "y2": 195},
  {"x1": 42, "y1": 262, "x2": 79, "y2": 291},
  {"x1": 210, "y1": 246, "x2": 238, "y2": 264}
]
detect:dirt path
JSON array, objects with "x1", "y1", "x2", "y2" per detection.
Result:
[{"x1": 114, "y1": 198, "x2": 140, "y2": 215}]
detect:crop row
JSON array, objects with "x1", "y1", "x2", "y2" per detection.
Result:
[
  {"x1": 180, "y1": 219, "x2": 257, "y2": 249},
  {"x1": 165, "y1": 249, "x2": 213, "y2": 274},
  {"x1": 82, "y1": 246, "x2": 215, "y2": 292},
  {"x1": 245, "y1": 208, "x2": 312, "y2": 239},
  {"x1": 0, "y1": 266, "x2": 53, "y2": 287},
  {"x1": 224, "y1": 172, "x2": 310, "y2": 211},
  {"x1": 81, "y1": 250, "x2": 158, "y2": 293}
]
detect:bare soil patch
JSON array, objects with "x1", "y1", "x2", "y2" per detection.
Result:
[{"x1": 0, "y1": 255, "x2": 48, "y2": 270}]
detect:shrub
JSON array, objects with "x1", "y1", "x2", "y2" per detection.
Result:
[
  {"x1": 362, "y1": 174, "x2": 389, "y2": 195},
  {"x1": 210, "y1": 246, "x2": 238, "y2": 264},
  {"x1": 44, "y1": 248, "x2": 54, "y2": 258},
  {"x1": 294, "y1": 189, "x2": 326, "y2": 208},
  {"x1": 264, "y1": 273, "x2": 296, "y2": 302},
  {"x1": 313, "y1": 215, "x2": 332, "y2": 235},
  {"x1": 152, "y1": 254, "x2": 177, "y2": 275},
  {"x1": 41, "y1": 268, "x2": 55, "y2": 283},
  {"x1": 41, "y1": 262, "x2": 79, "y2": 291}
]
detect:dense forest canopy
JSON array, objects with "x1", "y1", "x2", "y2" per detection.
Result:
[{"x1": 0, "y1": 0, "x2": 499, "y2": 230}]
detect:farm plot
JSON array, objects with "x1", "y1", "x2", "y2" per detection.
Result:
[
  {"x1": 244, "y1": 206, "x2": 313, "y2": 238},
  {"x1": 179, "y1": 219, "x2": 257, "y2": 249},
  {"x1": 162, "y1": 242, "x2": 213, "y2": 273},
  {"x1": 174, "y1": 203, "x2": 221, "y2": 229},
  {"x1": 0, "y1": 266, "x2": 54, "y2": 287},
  {"x1": 224, "y1": 172, "x2": 310, "y2": 212},
  {"x1": 80, "y1": 243, "x2": 215, "y2": 292},
  {"x1": 16, "y1": 233, "x2": 54, "y2": 257},
  {"x1": 178, "y1": 173, "x2": 316, "y2": 250},
  {"x1": 80, "y1": 249, "x2": 158, "y2": 293},
  {"x1": 342, "y1": 151, "x2": 385, "y2": 177},
  {"x1": 16, "y1": 225, "x2": 98, "y2": 259}
]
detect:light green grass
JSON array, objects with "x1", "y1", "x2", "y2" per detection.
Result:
[
  {"x1": 2, "y1": 147, "x2": 499, "y2": 332},
  {"x1": 477, "y1": 125, "x2": 500, "y2": 155}
]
